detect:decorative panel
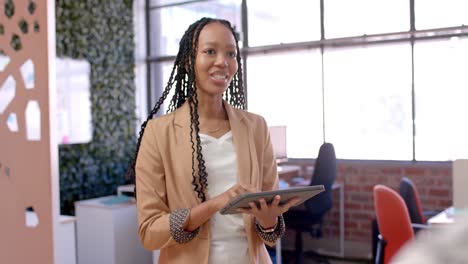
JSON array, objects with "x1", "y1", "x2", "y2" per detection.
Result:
[{"x1": 0, "y1": 1, "x2": 59, "y2": 263}]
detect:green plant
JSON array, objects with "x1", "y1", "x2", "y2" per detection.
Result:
[{"x1": 56, "y1": 0, "x2": 136, "y2": 215}]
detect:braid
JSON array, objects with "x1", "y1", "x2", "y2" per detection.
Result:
[
  {"x1": 187, "y1": 18, "x2": 211, "y2": 202},
  {"x1": 223, "y1": 21, "x2": 246, "y2": 109},
  {"x1": 125, "y1": 61, "x2": 178, "y2": 186},
  {"x1": 128, "y1": 17, "x2": 245, "y2": 202}
]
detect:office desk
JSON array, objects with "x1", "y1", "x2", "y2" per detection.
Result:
[
  {"x1": 274, "y1": 179, "x2": 345, "y2": 264},
  {"x1": 277, "y1": 165, "x2": 301, "y2": 183},
  {"x1": 428, "y1": 207, "x2": 455, "y2": 225},
  {"x1": 319, "y1": 182, "x2": 345, "y2": 258},
  {"x1": 75, "y1": 196, "x2": 152, "y2": 264}
]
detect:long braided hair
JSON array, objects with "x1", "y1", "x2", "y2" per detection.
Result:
[{"x1": 127, "y1": 17, "x2": 245, "y2": 202}]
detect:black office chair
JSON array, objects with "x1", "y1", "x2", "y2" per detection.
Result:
[
  {"x1": 399, "y1": 177, "x2": 440, "y2": 225},
  {"x1": 283, "y1": 143, "x2": 337, "y2": 264}
]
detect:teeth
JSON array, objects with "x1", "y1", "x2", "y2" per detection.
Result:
[{"x1": 212, "y1": 74, "x2": 226, "y2": 80}]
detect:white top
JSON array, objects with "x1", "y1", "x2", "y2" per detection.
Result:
[{"x1": 200, "y1": 131, "x2": 250, "y2": 264}]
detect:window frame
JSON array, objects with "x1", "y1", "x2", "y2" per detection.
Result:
[{"x1": 144, "y1": 0, "x2": 468, "y2": 161}]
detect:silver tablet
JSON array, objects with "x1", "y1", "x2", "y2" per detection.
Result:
[{"x1": 220, "y1": 185, "x2": 325, "y2": 215}]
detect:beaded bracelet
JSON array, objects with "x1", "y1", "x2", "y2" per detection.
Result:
[
  {"x1": 255, "y1": 215, "x2": 285, "y2": 243},
  {"x1": 169, "y1": 208, "x2": 200, "y2": 244}
]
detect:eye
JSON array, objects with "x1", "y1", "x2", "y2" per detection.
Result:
[
  {"x1": 228, "y1": 51, "x2": 237, "y2": 58},
  {"x1": 204, "y1": 49, "x2": 216, "y2": 55}
]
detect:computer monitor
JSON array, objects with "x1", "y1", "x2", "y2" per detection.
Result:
[{"x1": 269, "y1": 126, "x2": 287, "y2": 162}]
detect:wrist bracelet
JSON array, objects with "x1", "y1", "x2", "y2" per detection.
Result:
[
  {"x1": 255, "y1": 215, "x2": 285, "y2": 243},
  {"x1": 257, "y1": 222, "x2": 278, "y2": 233}
]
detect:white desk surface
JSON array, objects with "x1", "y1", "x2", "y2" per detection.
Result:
[
  {"x1": 60, "y1": 215, "x2": 76, "y2": 224},
  {"x1": 75, "y1": 195, "x2": 136, "y2": 209},
  {"x1": 428, "y1": 207, "x2": 455, "y2": 225},
  {"x1": 117, "y1": 184, "x2": 135, "y2": 195},
  {"x1": 427, "y1": 207, "x2": 468, "y2": 225}
]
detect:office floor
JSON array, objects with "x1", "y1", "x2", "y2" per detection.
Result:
[
  {"x1": 278, "y1": 230, "x2": 373, "y2": 264},
  {"x1": 283, "y1": 257, "x2": 370, "y2": 264}
]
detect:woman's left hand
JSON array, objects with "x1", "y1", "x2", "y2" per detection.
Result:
[{"x1": 237, "y1": 195, "x2": 300, "y2": 228}]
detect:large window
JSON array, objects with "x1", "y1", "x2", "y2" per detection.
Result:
[
  {"x1": 324, "y1": 44, "x2": 413, "y2": 160},
  {"x1": 146, "y1": 0, "x2": 468, "y2": 161},
  {"x1": 247, "y1": 0, "x2": 321, "y2": 46},
  {"x1": 325, "y1": 0, "x2": 409, "y2": 38},
  {"x1": 415, "y1": 0, "x2": 468, "y2": 30},
  {"x1": 149, "y1": 61, "x2": 175, "y2": 113},
  {"x1": 147, "y1": 0, "x2": 241, "y2": 112},
  {"x1": 414, "y1": 37, "x2": 468, "y2": 161},
  {"x1": 247, "y1": 50, "x2": 323, "y2": 158},
  {"x1": 149, "y1": 0, "x2": 241, "y2": 57}
]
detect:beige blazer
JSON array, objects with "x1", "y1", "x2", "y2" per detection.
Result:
[{"x1": 136, "y1": 100, "x2": 279, "y2": 264}]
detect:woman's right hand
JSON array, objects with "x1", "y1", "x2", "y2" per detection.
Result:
[{"x1": 211, "y1": 184, "x2": 255, "y2": 211}]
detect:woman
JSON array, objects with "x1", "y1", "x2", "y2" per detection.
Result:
[{"x1": 128, "y1": 17, "x2": 298, "y2": 263}]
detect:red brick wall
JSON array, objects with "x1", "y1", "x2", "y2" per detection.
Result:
[{"x1": 288, "y1": 160, "x2": 452, "y2": 244}]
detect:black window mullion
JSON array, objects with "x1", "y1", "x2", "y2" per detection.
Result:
[
  {"x1": 410, "y1": 0, "x2": 416, "y2": 161},
  {"x1": 145, "y1": 0, "x2": 152, "y2": 115},
  {"x1": 411, "y1": 41, "x2": 416, "y2": 161},
  {"x1": 241, "y1": 0, "x2": 249, "y2": 107},
  {"x1": 321, "y1": 0, "x2": 326, "y2": 143},
  {"x1": 410, "y1": 0, "x2": 415, "y2": 31}
]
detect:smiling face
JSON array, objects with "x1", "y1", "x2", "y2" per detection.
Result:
[{"x1": 194, "y1": 21, "x2": 238, "y2": 99}]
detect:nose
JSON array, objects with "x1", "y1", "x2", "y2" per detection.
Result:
[{"x1": 214, "y1": 55, "x2": 228, "y2": 67}]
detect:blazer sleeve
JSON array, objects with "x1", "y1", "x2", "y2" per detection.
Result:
[
  {"x1": 257, "y1": 116, "x2": 282, "y2": 246},
  {"x1": 135, "y1": 119, "x2": 177, "y2": 250},
  {"x1": 259, "y1": 116, "x2": 279, "y2": 193}
]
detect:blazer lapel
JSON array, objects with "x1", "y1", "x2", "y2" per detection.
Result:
[
  {"x1": 173, "y1": 102, "x2": 201, "y2": 204},
  {"x1": 173, "y1": 101, "x2": 192, "y2": 143},
  {"x1": 224, "y1": 101, "x2": 254, "y2": 188},
  {"x1": 224, "y1": 101, "x2": 261, "y2": 263}
]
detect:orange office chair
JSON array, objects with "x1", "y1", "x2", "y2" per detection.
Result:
[{"x1": 373, "y1": 185, "x2": 414, "y2": 264}]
